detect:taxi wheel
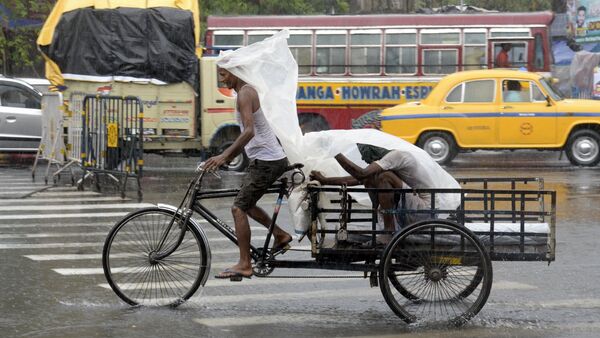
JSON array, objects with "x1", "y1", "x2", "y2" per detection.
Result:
[
  {"x1": 417, "y1": 132, "x2": 458, "y2": 165},
  {"x1": 565, "y1": 129, "x2": 600, "y2": 166}
]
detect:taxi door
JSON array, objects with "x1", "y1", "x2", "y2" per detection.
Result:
[
  {"x1": 440, "y1": 79, "x2": 498, "y2": 146},
  {"x1": 498, "y1": 79, "x2": 556, "y2": 145}
]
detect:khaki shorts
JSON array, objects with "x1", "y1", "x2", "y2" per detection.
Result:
[{"x1": 233, "y1": 158, "x2": 288, "y2": 211}]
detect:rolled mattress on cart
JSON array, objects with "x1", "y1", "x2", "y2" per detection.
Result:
[
  {"x1": 464, "y1": 222, "x2": 549, "y2": 245},
  {"x1": 405, "y1": 221, "x2": 550, "y2": 254}
]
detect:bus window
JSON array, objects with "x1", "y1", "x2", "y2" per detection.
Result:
[
  {"x1": 423, "y1": 49, "x2": 458, "y2": 75},
  {"x1": 316, "y1": 30, "x2": 346, "y2": 75},
  {"x1": 420, "y1": 29, "x2": 460, "y2": 45},
  {"x1": 384, "y1": 29, "x2": 417, "y2": 75},
  {"x1": 493, "y1": 42, "x2": 527, "y2": 69},
  {"x1": 463, "y1": 29, "x2": 487, "y2": 70},
  {"x1": 490, "y1": 28, "x2": 530, "y2": 38},
  {"x1": 350, "y1": 30, "x2": 381, "y2": 75},
  {"x1": 247, "y1": 30, "x2": 277, "y2": 44},
  {"x1": 289, "y1": 31, "x2": 313, "y2": 75},
  {"x1": 213, "y1": 30, "x2": 244, "y2": 50}
]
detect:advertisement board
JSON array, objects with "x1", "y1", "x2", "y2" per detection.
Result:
[{"x1": 568, "y1": 0, "x2": 600, "y2": 43}]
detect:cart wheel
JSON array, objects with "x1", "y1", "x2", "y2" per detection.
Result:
[{"x1": 379, "y1": 219, "x2": 492, "y2": 326}]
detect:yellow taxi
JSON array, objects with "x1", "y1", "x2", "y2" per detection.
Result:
[{"x1": 380, "y1": 69, "x2": 600, "y2": 166}]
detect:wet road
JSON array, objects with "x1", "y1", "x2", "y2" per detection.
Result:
[{"x1": 1, "y1": 150, "x2": 599, "y2": 337}]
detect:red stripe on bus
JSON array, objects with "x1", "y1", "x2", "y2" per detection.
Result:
[{"x1": 207, "y1": 108, "x2": 235, "y2": 113}]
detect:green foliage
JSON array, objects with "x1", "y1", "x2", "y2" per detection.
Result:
[{"x1": 0, "y1": 0, "x2": 54, "y2": 77}]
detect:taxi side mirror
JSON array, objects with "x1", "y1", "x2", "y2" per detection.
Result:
[{"x1": 546, "y1": 95, "x2": 552, "y2": 107}]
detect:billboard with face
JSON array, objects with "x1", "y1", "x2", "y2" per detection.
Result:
[{"x1": 568, "y1": 0, "x2": 600, "y2": 43}]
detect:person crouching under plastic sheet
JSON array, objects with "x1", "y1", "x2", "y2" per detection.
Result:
[
  {"x1": 310, "y1": 143, "x2": 457, "y2": 245},
  {"x1": 203, "y1": 67, "x2": 292, "y2": 280}
]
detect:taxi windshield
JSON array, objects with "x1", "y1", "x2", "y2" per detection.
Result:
[{"x1": 539, "y1": 78, "x2": 564, "y2": 101}]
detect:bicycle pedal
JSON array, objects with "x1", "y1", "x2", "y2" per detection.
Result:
[{"x1": 229, "y1": 276, "x2": 243, "y2": 282}]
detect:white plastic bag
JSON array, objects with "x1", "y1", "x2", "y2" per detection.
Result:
[{"x1": 217, "y1": 30, "x2": 460, "y2": 213}]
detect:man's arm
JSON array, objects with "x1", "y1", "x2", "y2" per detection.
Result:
[
  {"x1": 334, "y1": 153, "x2": 383, "y2": 181},
  {"x1": 310, "y1": 171, "x2": 360, "y2": 186},
  {"x1": 203, "y1": 87, "x2": 257, "y2": 172}
]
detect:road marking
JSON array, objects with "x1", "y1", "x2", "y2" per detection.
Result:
[
  {"x1": 0, "y1": 212, "x2": 128, "y2": 220},
  {"x1": 97, "y1": 275, "x2": 365, "y2": 291},
  {"x1": 491, "y1": 281, "x2": 537, "y2": 290},
  {"x1": 0, "y1": 196, "x2": 131, "y2": 204},
  {"x1": 522, "y1": 298, "x2": 600, "y2": 309},
  {"x1": 193, "y1": 314, "x2": 337, "y2": 328},
  {"x1": 32, "y1": 191, "x2": 101, "y2": 196},
  {"x1": 0, "y1": 203, "x2": 154, "y2": 212},
  {"x1": 24, "y1": 248, "x2": 241, "y2": 261},
  {"x1": 0, "y1": 221, "x2": 117, "y2": 229},
  {"x1": 193, "y1": 287, "x2": 379, "y2": 304},
  {"x1": 0, "y1": 178, "x2": 35, "y2": 182},
  {"x1": 0, "y1": 185, "x2": 47, "y2": 190},
  {"x1": 54, "y1": 262, "x2": 239, "y2": 275},
  {"x1": 0, "y1": 231, "x2": 112, "y2": 239},
  {"x1": 0, "y1": 242, "x2": 109, "y2": 249}
]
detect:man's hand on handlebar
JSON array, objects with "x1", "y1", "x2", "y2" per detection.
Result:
[{"x1": 203, "y1": 154, "x2": 227, "y2": 173}]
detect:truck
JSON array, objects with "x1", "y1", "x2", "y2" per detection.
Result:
[{"x1": 37, "y1": 1, "x2": 245, "y2": 169}]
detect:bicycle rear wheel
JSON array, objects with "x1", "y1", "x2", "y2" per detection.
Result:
[
  {"x1": 379, "y1": 220, "x2": 492, "y2": 326},
  {"x1": 102, "y1": 207, "x2": 210, "y2": 306}
]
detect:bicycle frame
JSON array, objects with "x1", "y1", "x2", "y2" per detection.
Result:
[{"x1": 153, "y1": 169, "x2": 291, "y2": 264}]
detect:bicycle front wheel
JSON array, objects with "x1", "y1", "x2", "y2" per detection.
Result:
[{"x1": 102, "y1": 207, "x2": 210, "y2": 307}]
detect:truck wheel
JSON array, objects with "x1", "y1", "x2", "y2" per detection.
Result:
[
  {"x1": 220, "y1": 142, "x2": 248, "y2": 172},
  {"x1": 565, "y1": 129, "x2": 600, "y2": 166},
  {"x1": 417, "y1": 132, "x2": 458, "y2": 165}
]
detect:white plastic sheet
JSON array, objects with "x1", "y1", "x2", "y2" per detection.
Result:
[{"x1": 217, "y1": 30, "x2": 460, "y2": 210}]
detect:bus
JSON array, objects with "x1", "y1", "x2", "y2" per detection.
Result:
[{"x1": 205, "y1": 11, "x2": 554, "y2": 132}]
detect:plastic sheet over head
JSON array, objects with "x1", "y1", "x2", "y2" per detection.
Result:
[{"x1": 216, "y1": 30, "x2": 460, "y2": 209}]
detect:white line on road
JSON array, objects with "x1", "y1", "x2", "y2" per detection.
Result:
[
  {"x1": 0, "y1": 196, "x2": 131, "y2": 204},
  {"x1": 0, "y1": 236, "x2": 292, "y2": 249},
  {"x1": 0, "y1": 185, "x2": 47, "y2": 190},
  {"x1": 193, "y1": 314, "x2": 341, "y2": 328},
  {"x1": 0, "y1": 221, "x2": 117, "y2": 229},
  {"x1": 0, "y1": 212, "x2": 128, "y2": 220},
  {"x1": 32, "y1": 191, "x2": 101, "y2": 196},
  {"x1": 24, "y1": 248, "x2": 242, "y2": 261},
  {"x1": 0, "y1": 203, "x2": 153, "y2": 212}
]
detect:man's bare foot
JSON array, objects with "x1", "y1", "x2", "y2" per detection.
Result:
[
  {"x1": 214, "y1": 263, "x2": 252, "y2": 279},
  {"x1": 273, "y1": 233, "x2": 293, "y2": 251}
]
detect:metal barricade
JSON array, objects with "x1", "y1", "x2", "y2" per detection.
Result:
[
  {"x1": 80, "y1": 95, "x2": 144, "y2": 200},
  {"x1": 32, "y1": 93, "x2": 67, "y2": 184}
]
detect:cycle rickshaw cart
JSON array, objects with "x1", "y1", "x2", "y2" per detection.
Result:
[{"x1": 102, "y1": 164, "x2": 556, "y2": 325}]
